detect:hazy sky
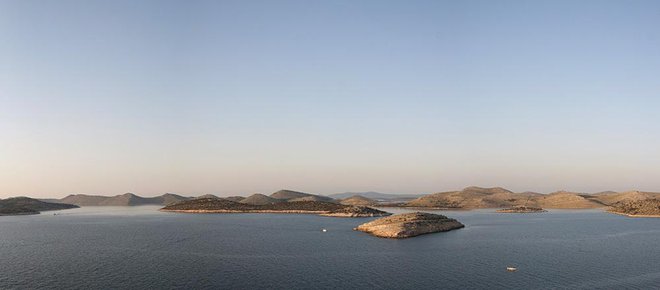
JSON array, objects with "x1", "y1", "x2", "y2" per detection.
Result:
[{"x1": 1, "y1": 0, "x2": 659, "y2": 198}]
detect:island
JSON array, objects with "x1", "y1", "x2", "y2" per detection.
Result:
[
  {"x1": 319, "y1": 205, "x2": 391, "y2": 217},
  {"x1": 496, "y1": 206, "x2": 547, "y2": 213},
  {"x1": 354, "y1": 212, "x2": 464, "y2": 238},
  {"x1": 608, "y1": 199, "x2": 660, "y2": 217},
  {"x1": 0, "y1": 197, "x2": 79, "y2": 216},
  {"x1": 160, "y1": 198, "x2": 390, "y2": 217}
]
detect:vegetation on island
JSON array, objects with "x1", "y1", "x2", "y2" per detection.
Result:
[
  {"x1": 608, "y1": 199, "x2": 660, "y2": 217},
  {"x1": 161, "y1": 197, "x2": 390, "y2": 217},
  {"x1": 496, "y1": 206, "x2": 547, "y2": 213}
]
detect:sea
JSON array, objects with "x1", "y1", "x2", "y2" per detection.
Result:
[{"x1": 1, "y1": 206, "x2": 659, "y2": 289}]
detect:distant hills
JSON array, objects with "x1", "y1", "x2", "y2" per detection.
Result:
[
  {"x1": 0, "y1": 197, "x2": 78, "y2": 215},
  {"x1": 270, "y1": 190, "x2": 335, "y2": 202},
  {"x1": 50, "y1": 193, "x2": 190, "y2": 206},
  {"x1": 587, "y1": 190, "x2": 658, "y2": 205},
  {"x1": 339, "y1": 195, "x2": 377, "y2": 206},
  {"x1": 239, "y1": 194, "x2": 281, "y2": 205},
  {"x1": 44, "y1": 189, "x2": 337, "y2": 207},
  {"x1": 26, "y1": 186, "x2": 660, "y2": 210},
  {"x1": 328, "y1": 192, "x2": 423, "y2": 201},
  {"x1": 237, "y1": 190, "x2": 336, "y2": 205},
  {"x1": 406, "y1": 186, "x2": 529, "y2": 208},
  {"x1": 404, "y1": 186, "x2": 660, "y2": 209}
]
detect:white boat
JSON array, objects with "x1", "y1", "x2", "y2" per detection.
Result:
[
  {"x1": 507, "y1": 267, "x2": 517, "y2": 272},
  {"x1": 322, "y1": 229, "x2": 327, "y2": 232}
]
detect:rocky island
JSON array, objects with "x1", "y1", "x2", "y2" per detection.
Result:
[
  {"x1": 496, "y1": 206, "x2": 547, "y2": 213},
  {"x1": 0, "y1": 197, "x2": 79, "y2": 216},
  {"x1": 608, "y1": 199, "x2": 660, "y2": 217},
  {"x1": 355, "y1": 212, "x2": 464, "y2": 238},
  {"x1": 161, "y1": 197, "x2": 390, "y2": 217}
]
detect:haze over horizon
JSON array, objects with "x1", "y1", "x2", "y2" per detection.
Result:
[{"x1": 2, "y1": 0, "x2": 660, "y2": 198}]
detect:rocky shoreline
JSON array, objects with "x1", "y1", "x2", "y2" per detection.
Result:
[
  {"x1": 496, "y1": 206, "x2": 547, "y2": 213},
  {"x1": 608, "y1": 199, "x2": 660, "y2": 217},
  {"x1": 319, "y1": 206, "x2": 391, "y2": 217},
  {"x1": 0, "y1": 210, "x2": 40, "y2": 216},
  {"x1": 608, "y1": 211, "x2": 660, "y2": 218},
  {"x1": 355, "y1": 212, "x2": 464, "y2": 238}
]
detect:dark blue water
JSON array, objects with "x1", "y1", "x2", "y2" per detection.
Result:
[{"x1": 1, "y1": 206, "x2": 660, "y2": 289}]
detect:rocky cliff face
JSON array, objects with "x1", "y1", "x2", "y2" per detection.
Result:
[{"x1": 355, "y1": 212, "x2": 464, "y2": 238}]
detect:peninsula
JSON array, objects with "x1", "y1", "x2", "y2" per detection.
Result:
[
  {"x1": 608, "y1": 199, "x2": 660, "y2": 217},
  {"x1": 0, "y1": 197, "x2": 78, "y2": 216},
  {"x1": 161, "y1": 197, "x2": 390, "y2": 217},
  {"x1": 354, "y1": 212, "x2": 464, "y2": 238}
]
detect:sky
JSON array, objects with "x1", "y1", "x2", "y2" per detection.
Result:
[{"x1": 1, "y1": 0, "x2": 659, "y2": 198}]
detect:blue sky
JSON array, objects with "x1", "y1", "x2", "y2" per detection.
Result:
[{"x1": 1, "y1": 0, "x2": 659, "y2": 197}]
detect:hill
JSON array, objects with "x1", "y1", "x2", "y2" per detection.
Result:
[
  {"x1": 340, "y1": 195, "x2": 377, "y2": 206},
  {"x1": 406, "y1": 186, "x2": 532, "y2": 208},
  {"x1": 288, "y1": 195, "x2": 336, "y2": 203},
  {"x1": 533, "y1": 191, "x2": 603, "y2": 208},
  {"x1": 196, "y1": 194, "x2": 221, "y2": 199},
  {"x1": 0, "y1": 197, "x2": 78, "y2": 216},
  {"x1": 608, "y1": 199, "x2": 660, "y2": 217},
  {"x1": 58, "y1": 194, "x2": 109, "y2": 206},
  {"x1": 57, "y1": 193, "x2": 189, "y2": 206},
  {"x1": 405, "y1": 186, "x2": 605, "y2": 209},
  {"x1": 155, "y1": 193, "x2": 190, "y2": 206},
  {"x1": 224, "y1": 196, "x2": 245, "y2": 202},
  {"x1": 269, "y1": 190, "x2": 335, "y2": 203},
  {"x1": 329, "y1": 192, "x2": 422, "y2": 201},
  {"x1": 588, "y1": 191, "x2": 660, "y2": 206},
  {"x1": 240, "y1": 194, "x2": 282, "y2": 205}
]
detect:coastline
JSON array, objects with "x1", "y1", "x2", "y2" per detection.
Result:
[
  {"x1": 607, "y1": 211, "x2": 660, "y2": 218},
  {"x1": 379, "y1": 206, "x2": 606, "y2": 211},
  {"x1": 160, "y1": 209, "x2": 389, "y2": 217},
  {"x1": 160, "y1": 209, "x2": 328, "y2": 214},
  {"x1": 496, "y1": 211, "x2": 546, "y2": 213},
  {"x1": 380, "y1": 206, "x2": 469, "y2": 211},
  {"x1": 0, "y1": 212, "x2": 40, "y2": 216}
]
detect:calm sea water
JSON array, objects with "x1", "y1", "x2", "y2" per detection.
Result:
[{"x1": 1, "y1": 206, "x2": 659, "y2": 289}]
